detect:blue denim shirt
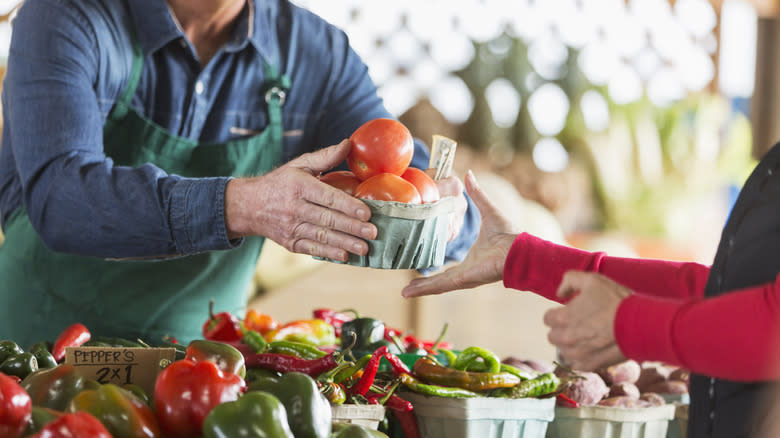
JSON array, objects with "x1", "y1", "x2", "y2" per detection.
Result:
[{"x1": 0, "y1": 0, "x2": 479, "y2": 261}]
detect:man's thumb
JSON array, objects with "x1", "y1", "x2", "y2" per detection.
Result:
[{"x1": 298, "y1": 139, "x2": 351, "y2": 173}]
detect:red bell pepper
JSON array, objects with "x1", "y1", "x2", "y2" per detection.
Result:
[
  {"x1": 154, "y1": 359, "x2": 245, "y2": 438},
  {"x1": 28, "y1": 412, "x2": 112, "y2": 438},
  {"x1": 51, "y1": 323, "x2": 91, "y2": 363},
  {"x1": 0, "y1": 372, "x2": 32, "y2": 438},
  {"x1": 202, "y1": 300, "x2": 243, "y2": 342}
]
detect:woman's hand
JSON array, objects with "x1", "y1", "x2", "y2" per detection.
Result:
[
  {"x1": 402, "y1": 171, "x2": 520, "y2": 297},
  {"x1": 224, "y1": 139, "x2": 377, "y2": 262},
  {"x1": 544, "y1": 271, "x2": 630, "y2": 371}
]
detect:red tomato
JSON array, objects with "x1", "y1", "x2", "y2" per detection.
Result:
[
  {"x1": 319, "y1": 170, "x2": 362, "y2": 196},
  {"x1": 354, "y1": 173, "x2": 421, "y2": 204},
  {"x1": 348, "y1": 118, "x2": 414, "y2": 181},
  {"x1": 401, "y1": 167, "x2": 440, "y2": 203}
]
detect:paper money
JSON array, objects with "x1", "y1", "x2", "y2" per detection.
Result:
[{"x1": 429, "y1": 135, "x2": 458, "y2": 181}]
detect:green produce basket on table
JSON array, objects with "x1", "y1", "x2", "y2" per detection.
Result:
[
  {"x1": 397, "y1": 392, "x2": 555, "y2": 438},
  {"x1": 546, "y1": 404, "x2": 676, "y2": 438},
  {"x1": 321, "y1": 197, "x2": 456, "y2": 270}
]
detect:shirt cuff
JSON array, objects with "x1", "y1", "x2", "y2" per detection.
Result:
[
  {"x1": 169, "y1": 177, "x2": 241, "y2": 254},
  {"x1": 615, "y1": 293, "x2": 683, "y2": 365},
  {"x1": 503, "y1": 232, "x2": 606, "y2": 301}
]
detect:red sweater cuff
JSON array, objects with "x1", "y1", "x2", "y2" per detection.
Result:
[
  {"x1": 615, "y1": 293, "x2": 684, "y2": 366},
  {"x1": 503, "y1": 232, "x2": 606, "y2": 302}
]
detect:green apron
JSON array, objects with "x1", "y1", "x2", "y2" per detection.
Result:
[{"x1": 0, "y1": 39, "x2": 289, "y2": 348}]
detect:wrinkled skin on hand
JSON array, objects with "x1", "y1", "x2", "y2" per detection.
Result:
[
  {"x1": 224, "y1": 140, "x2": 378, "y2": 262},
  {"x1": 544, "y1": 271, "x2": 630, "y2": 371},
  {"x1": 402, "y1": 171, "x2": 520, "y2": 297}
]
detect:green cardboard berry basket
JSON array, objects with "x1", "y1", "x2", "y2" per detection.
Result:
[
  {"x1": 321, "y1": 196, "x2": 456, "y2": 270},
  {"x1": 399, "y1": 392, "x2": 555, "y2": 438},
  {"x1": 331, "y1": 404, "x2": 386, "y2": 430},
  {"x1": 546, "y1": 404, "x2": 676, "y2": 438}
]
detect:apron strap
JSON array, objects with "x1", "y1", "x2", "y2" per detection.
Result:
[
  {"x1": 113, "y1": 38, "x2": 144, "y2": 119},
  {"x1": 261, "y1": 63, "x2": 290, "y2": 148}
]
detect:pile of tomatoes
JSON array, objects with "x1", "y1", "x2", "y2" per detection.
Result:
[{"x1": 320, "y1": 119, "x2": 440, "y2": 204}]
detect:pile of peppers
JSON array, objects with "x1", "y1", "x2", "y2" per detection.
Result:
[{"x1": 0, "y1": 305, "x2": 572, "y2": 438}]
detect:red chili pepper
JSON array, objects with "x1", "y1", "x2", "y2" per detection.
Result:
[
  {"x1": 352, "y1": 346, "x2": 387, "y2": 396},
  {"x1": 0, "y1": 372, "x2": 32, "y2": 438},
  {"x1": 393, "y1": 409, "x2": 420, "y2": 438},
  {"x1": 365, "y1": 392, "x2": 413, "y2": 413},
  {"x1": 556, "y1": 393, "x2": 580, "y2": 408},
  {"x1": 202, "y1": 300, "x2": 242, "y2": 342},
  {"x1": 383, "y1": 351, "x2": 410, "y2": 375},
  {"x1": 383, "y1": 326, "x2": 403, "y2": 342},
  {"x1": 51, "y1": 323, "x2": 91, "y2": 363},
  {"x1": 28, "y1": 412, "x2": 112, "y2": 438},
  {"x1": 245, "y1": 353, "x2": 339, "y2": 377}
]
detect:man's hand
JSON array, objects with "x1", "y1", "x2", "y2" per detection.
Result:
[
  {"x1": 402, "y1": 171, "x2": 520, "y2": 297},
  {"x1": 434, "y1": 174, "x2": 468, "y2": 242},
  {"x1": 224, "y1": 139, "x2": 377, "y2": 262},
  {"x1": 543, "y1": 271, "x2": 631, "y2": 371}
]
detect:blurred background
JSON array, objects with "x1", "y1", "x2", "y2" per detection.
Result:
[{"x1": 0, "y1": 0, "x2": 775, "y2": 361}]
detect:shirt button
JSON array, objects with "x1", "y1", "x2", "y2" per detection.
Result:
[
  {"x1": 708, "y1": 386, "x2": 715, "y2": 397},
  {"x1": 179, "y1": 38, "x2": 187, "y2": 48},
  {"x1": 709, "y1": 411, "x2": 715, "y2": 420},
  {"x1": 768, "y1": 168, "x2": 774, "y2": 176},
  {"x1": 195, "y1": 81, "x2": 205, "y2": 94},
  {"x1": 728, "y1": 236, "x2": 735, "y2": 248}
]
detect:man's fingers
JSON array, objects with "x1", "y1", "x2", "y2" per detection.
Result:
[
  {"x1": 292, "y1": 139, "x2": 352, "y2": 174},
  {"x1": 291, "y1": 222, "x2": 370, "y2": 256},
  {"x1": 291, "y1": 238, "x2": 350, "y2": 262},
  {"x1": 303, "y1": 179, "x2": 373, "y2": 222},
  {"x1": 296, "y1": 202, "x2": 376, "y2": 241}
]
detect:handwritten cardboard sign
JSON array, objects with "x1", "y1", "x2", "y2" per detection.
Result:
[{"x1": 65, "y1": 347, "x2": 177, "y2": 395}]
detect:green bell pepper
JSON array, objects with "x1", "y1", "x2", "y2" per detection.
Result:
[
  {"x1": 23, "y1": 406, "x2": 64, "y2": 437},
  {"x1": 67, "y1": 383, "x2": 162, "y2": 438},
  {"x1": 21, "y1": 364, "x2": 88, "y2": 411},
  {"x1": 0, "y1": 340, "x2": 24, "y2": 363},
  {"x1": 185, "y1": 339, "x2": 246, "y2": 379},
  {"x1": 1, "y1": 352, "x2": 38, "y2": 380},
  {"x1": 28, "y1": 342, "x2": 57, "y2": 370},
  {"x1": 248, "y1": 371, "x2": 332, "y2": 438},
  {"x1": 202, "y1": 391, "x2": 293, "y2": 438},
  {"x1": 331, "y1": 423, "x2": 389, "y2": 438},
  {"x1": 340, "y1": 317, "x2": 384, "y2": 350}
]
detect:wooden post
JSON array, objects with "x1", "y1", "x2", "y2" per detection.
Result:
[{"x1": 752, "y1": 15, "x2": 780, "y2": 158}]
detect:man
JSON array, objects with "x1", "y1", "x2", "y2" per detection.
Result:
[{"x1": 0, "y1": 0, "x2": 478, "y2": 347}]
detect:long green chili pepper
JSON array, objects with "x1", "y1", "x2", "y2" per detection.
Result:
[
  {"x1": 437, "y1": 348, "x2": 458, "y2": 366},
  {"x1": 413, "y1": 357, "x2": 520, "y2": 392},
  {"x1": 267, "y1": 340, "x2": 326, "y2": 359},
  {"x1": 491, "y1": 372, "x2": 560, "y2": 399},
  {"x1": 333, "y1": 354, "x2": 371, "y2": 383},
  {"x1": 500, "y1": 363, "x2": 533, "y2": 380},
  {"x1": 242, "y1": 330, "x2": 267, "y2": 353},
  {"x1": 399, "y1": 373, "x2": 479, "y2": 398},
  {"x1": 451, "y1": 346, "x2": 501, "y2": 373}
]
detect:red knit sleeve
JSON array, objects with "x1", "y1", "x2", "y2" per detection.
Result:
[
  {"x1": 503, "y1": 233, "x2": 710, "y2": 302},
  {"x1": 615, "y1": 275, "x2": 780, "y2": 381}
]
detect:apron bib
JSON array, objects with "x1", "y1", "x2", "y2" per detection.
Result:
[{"x1": 0, "y1": 38, "x2": 290, "y2": 347}]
